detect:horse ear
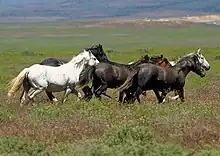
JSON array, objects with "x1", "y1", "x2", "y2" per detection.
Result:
[
  {"x1": 145, "y1": 55, "x2": 150, "y2": 60},
  {"x1": 160, "y1": 54, "x2": 163, "y2": 58},
  {"x1": 196, "y1": 48, "x2": 201, "y2": 55},
  {"x1": 87, "y1": 50, "x2": 91, "y2": 56}
]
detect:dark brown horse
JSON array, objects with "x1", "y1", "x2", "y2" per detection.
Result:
[
  {"x1": 139, "y1": 55, "x2": 171, "y2": 96},
  {"x1": 119, "y1": 49, "x2": 210, "y2": 104},
  {"x1": 78, "y1": 54, "x2": 149, "y2": 102},
  {"x1": 79, "y1": 54, "x2": 171, "y2": 102}
]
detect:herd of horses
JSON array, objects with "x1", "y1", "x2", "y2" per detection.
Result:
[{"x1": 7, "y1": 44, "x2": 210, "y2": 107}]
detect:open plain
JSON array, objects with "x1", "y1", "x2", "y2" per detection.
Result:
[{"x1": 0, "y1": 20, "x2": 220, "y2": 155}]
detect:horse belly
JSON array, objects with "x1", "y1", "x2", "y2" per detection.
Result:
[
  {"x1": 143, "y1": 80, "x2": 169, "y2": 91},
  {"x1": 108, "y1": 80, "x2": 124, "y2": 88},
  {"x1": 46, "y1": 84, "x2": 67, "y2": 92},
  {"x1": 46, "y1": 75, "x2": 70, "y2": 92},
  {"x1": 107, "y1": 76, "x2": 127, "y2": 88}
]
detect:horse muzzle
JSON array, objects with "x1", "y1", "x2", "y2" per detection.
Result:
[
  {"x1": 200, "y1": 70, "x2": 206, "y2": 77},
  {"x1": 204, "y1": 66, "x2": 210, "y2": 71}
]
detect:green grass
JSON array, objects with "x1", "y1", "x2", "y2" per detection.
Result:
[{"x1": 0, "y1": 21, "x2": 220, "y2": 155}]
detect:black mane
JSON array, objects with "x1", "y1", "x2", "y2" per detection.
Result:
[{"x1": 84, "y1": 44, "x2": 109, "y2": 62}]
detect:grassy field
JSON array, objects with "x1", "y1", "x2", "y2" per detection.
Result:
[{"x1": 0, "y1": 21, "x2": 220, "y2": 155}]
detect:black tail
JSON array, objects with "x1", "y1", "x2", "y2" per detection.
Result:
[
  {"x1": 118, "y1": 70, "x2": 139, "y2": 93},
  {"x1": 79, "y1": 65, "x2": 96, "y2": 87}
]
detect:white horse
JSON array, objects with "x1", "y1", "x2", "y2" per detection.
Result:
[{"x1": 7, "y1": 50, "x2": 99, "y2": 107}]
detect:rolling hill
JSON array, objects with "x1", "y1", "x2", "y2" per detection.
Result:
[{"x1": 0, "y1": 0, "x2": 220, "y2": 20}]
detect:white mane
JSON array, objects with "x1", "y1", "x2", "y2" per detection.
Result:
[
  {"x1": 170, "y1": 52, "x2": 195, "y2": 66},
  {"x1": 68, "y1": 50, "x2": 88, "y2": 64}
]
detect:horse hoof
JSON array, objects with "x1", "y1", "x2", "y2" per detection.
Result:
[
  {"x1": 169, "y1": 95, "x2": 179, "y2": 100},
  {"x1": 52, "y1": 98, "x2": 58, "y2": 103},
  {"x1": 181, "y1": 99, "x2": 185, "y2": 103}
]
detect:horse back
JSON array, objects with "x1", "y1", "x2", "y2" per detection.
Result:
[
  {"x1": 40, "y1": 58, "x2": 63, "y2": 67},
  {"x1": 95, "y1": 62, "x2": 131, "y2": 87},
  {"x1": 137, "y1": 63, "x2": 178, "y2": 86}
]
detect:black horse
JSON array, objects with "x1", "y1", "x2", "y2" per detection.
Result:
[
  {"x1": 78, "y1": 54, "x2": 150, "y2": 102},
  {"x1": 38, "y1": 44, "x2": 109, "y2": 102},
  {"x1": 119, "y1": 50, "x2": 210, "y2": 104},
  {"x1": 78, "y1": 54, "x2": 171, "y2": 102},
  {"x1": 39, "y1": 58, "x2": 67, "y2": 66}
]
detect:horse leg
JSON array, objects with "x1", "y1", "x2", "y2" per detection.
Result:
[
  {"x1": 45, "y1": 91, "x2": 58, "y2": 103},
  {"x1": 92, "y1": 77, "x2": 102, "y2": 99},
  {"x1": 28, "y1": 88, "x2": 44, "y2": 105},
  {"x1": 102, "y1": 92, "x2": 112, "y2": 99},
  {"x1": 20, "y1": 80, "x2": 31, "y2": 107},
  {"x1": 118, "y1": 90, "x2": 124, "y2": 103},
  {"x1": 61, "y1": 88, "x2": 72, "y2": 103},
  {"x1": 160, "y1": 90, "x2": 169, "y2": 104},
  {"x1": 123, "y1": 92, "x2": 136, "y2": 104},
  {"x1": 134, "y1": 87, "x2": 143, "y2": 104},
  {"x1": 168, "y1": 90, "x2": 179, "y2": 100},
  {"x1": 94, "y1": 77, "x2": 108, "y2": 99},
  {"x1": 153, "y1": 89, "x2": 163, "y2": 103},
  {"x1": 177, "y1": 87, "x2": 185, "y2": 102},
  {"x1": 82, "y1": 86, "x2": 93, "y2": 101},
  {"x1": 20, "y1": 86, "x2": 37, "y2": 105},
  {"x1": 70, "y1": 88, "x2": 82, "y2": 101},
  {"x1": 95, "y1": 83, "x2": 107, "y2": 98}
]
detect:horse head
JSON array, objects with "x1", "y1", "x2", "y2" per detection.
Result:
[
  {"x1": 149, "y1": 55, "x2": 163, "y2": 64},
  {"x1": 175, "y1": 50, "x2": 209, "y2": 78},
  {"x1": 85, "y1": 50, "x2": 100, "y2": 66},
  {"x1": 194, "y1": 48, "x2": 210, "y2": 71},
  {"x1": 85, "y1": 44, "x2": 108, "y2": 62},
  {"x1": 140, "y1": 54, "x2": 150, "y2": 63}
]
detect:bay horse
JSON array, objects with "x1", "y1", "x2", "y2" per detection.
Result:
[
  {"x1": 7, "y1": 50, "x2": 99, "y2": 107},
  {"x1": 39, "y1": 44, "x2": 108, "y2": 102},
  {"x1": 119, "y1": 49, "x2": 210, "y2": 104}
]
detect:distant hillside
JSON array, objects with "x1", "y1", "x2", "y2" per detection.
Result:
[{"x1": 0, "y1": 0, "x2": 220, "y2": 21}]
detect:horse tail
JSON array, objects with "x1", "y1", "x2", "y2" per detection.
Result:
[
  {"x1": 7, "y1": 68, "x2": 29, "y2": 98},
  {"x1": 79, "y1": 65, "x2": 96, "y2": 87},
  {"x1": 118, "y1": 70, "x2": 139, "y2": 92}
]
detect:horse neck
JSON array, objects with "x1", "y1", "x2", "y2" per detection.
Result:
[
  {"x1": 101, "y1": 58, "x2": 110, "y2": 63},
  {"x1": 67, "y1": 54, "x2": 85, "y2": 64},
  {"x1": 65, "y1": 55, "x2": 87, "y2": 71},
  {"x1": 175, "y1": 66, "x2": 191, "y2": 77},
  {"x1": 75, "y1": 62, "x2": 87, "y2": 73},
  {"x1": 173, "y1": 61, "x2": 192, "y2": 77}
]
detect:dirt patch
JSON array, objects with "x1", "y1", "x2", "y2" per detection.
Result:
[
  {"x1": 82, "y1": 14, "x2": 220, "y2": 28},
  {"x1": 84, "y1": 20, "x2": 197, "y2": 28},
  {"x1": 182, "y1": 117, "x2": 220, "y2": 150},
  {"x1": 0, "y1": 118, "x2": 107, "y2": 144}
]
